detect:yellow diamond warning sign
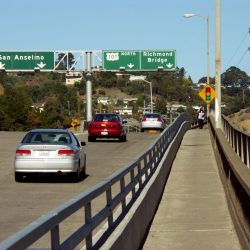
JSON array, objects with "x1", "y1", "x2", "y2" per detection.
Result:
[{"x1": 198, "y1": 84, "x2": 215, "y2": 104}]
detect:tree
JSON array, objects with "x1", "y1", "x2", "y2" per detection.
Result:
[
  {"x1": 55, "y1": 52, "x2": 75, "y2": 70},
  {"x1": 198, "y1": 76, "x2": 215, "y2": 85},
  {"x1": 0, "y1": 86, "x2": 33, "y2": 130},
  {"x1": 41, "y1": 96, "x2": 64, "y2": 128},
  {"x1": 221, "y1": 66, "x2": 249, "y2": 88},
  {"x1": 155, "y1": 97, "x2": 167, "y2": 114}
]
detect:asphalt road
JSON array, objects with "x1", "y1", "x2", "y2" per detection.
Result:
[{"x1": 0, "y1": 131, "x2": 159, "y2": 245}]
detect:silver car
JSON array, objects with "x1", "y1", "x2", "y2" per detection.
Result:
[
  {"x1": 140, "y1": 113, "x2": 165, "y2": 132},
  {"x1": 14, "y1": 129, "x2": 86, "y2": 182}
]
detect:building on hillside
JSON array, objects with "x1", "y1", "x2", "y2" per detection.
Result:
[
  {"x1": 97, "y1": 96, "x2": 110, "y2": 106},
  {"x1": 31, "y1": 103, "x2": 45, "y2": 113},
  {"x1": 191, "y1": 83, "x2": 206, "y2": 91},
  {"x1": 123, "y1": 97, "x2": 138, "y2": 104},
  {"x1": 114, "y1": 105, "x2": 133, "y2": 116},
  {"x1": 166, "y1": 103, "x2": 187, "y2": 113},
  {"x1": 65, "y1": 72, "x2": 83, "y2": 85}
]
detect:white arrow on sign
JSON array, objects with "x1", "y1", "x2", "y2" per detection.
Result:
[
  {"x1": 0, "y1": 62, "x2": 5, "y2": 69},
  {"x1": 166, "y1": 63, "x2": 173, "y2": 68},
  {"x1": 37, "y1": 62, "x2": 46, "y2": 69},
  {"x1": 127, "y1": 63, "x2": 134, "y2": 68}
]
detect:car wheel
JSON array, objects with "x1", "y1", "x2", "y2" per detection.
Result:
[
  {"x1": 119, "y1": 135, "x2": 126, "y2": 142},
  {"x1": 81, "y1": 157, "x2": 86, "y2": 179},
  {"x1": 88, "y1": 136, "x2": 96, "y2": 142},
  {"x1": 141, "y1": 128, "x2": 144, "y2": 132},
  {"x1": 73, "y1": 163, "x2": 81, "y2": 182},
  {"x1": 15, "y1": 172, "x2": 23, "y2": 182}
]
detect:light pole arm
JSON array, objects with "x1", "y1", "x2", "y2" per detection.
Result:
[
  {"x1": 207, "y1": 16, "x2": 210, "y2": 85},
  {"x1": 142, "y1": 79, "x2": 153, "y2": 113}
]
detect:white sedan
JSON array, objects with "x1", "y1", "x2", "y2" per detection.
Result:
[
  {"x1": 140, "y1": 113, "x2": 165, "y2": 132},
  {"x1": 14, "y1": 129, "x2": 86, "y2": 182}
]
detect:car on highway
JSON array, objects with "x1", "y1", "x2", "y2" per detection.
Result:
[
  {"x1": 140, "y1": 113, "x2": 165, "y2": 132},
  {"x1": 14, "y1": 129, "x2": 86, "y2": 182},
  {"x1": 88, "y1": 113, "x2": 127, "y2": 142}
]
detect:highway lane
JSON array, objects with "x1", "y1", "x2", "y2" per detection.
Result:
[{"x1": 0, "y1": 131, "x2": 160, "y2": 244}]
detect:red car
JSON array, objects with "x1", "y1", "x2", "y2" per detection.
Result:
[{"x1": 88, "y1": 113, "x2": 127, "y2": 142}]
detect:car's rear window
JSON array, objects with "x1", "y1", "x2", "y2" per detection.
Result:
[
  {"x1": 93, "y1": 114, "x2": 119, "y2": 122},
  {"x1": 144, "y1": 114, "x2": 161, "y2": 119},
  {"x1": 22, "y1": 132, "x2": 72, "y2": 144}
]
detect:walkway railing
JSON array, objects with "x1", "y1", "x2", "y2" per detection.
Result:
[
  {"x1": 209, "y1": 115, "x2": 250, "y2": 250},
  {"x1": 0, "y1": 113, "x2": 190, "y2": 250},
  {"x1": 222, "y1": 115, "x2": 250, "y2": 168}
]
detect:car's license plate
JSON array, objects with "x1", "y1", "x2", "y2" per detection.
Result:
[
  {"x1": 39, "y1": 151, "x2": 50, "y2": 157},
  {"x1": 101, "y1": 131, "x2": 108, "y2": 135}
]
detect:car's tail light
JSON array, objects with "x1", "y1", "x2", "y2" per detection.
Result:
[
  {"x1": 142, "y1": 117, "x2": 147, "y2": 122},
  {"x1": 110, "y1": 124, "x2": 121, "y2": 128},
  {"x1": 16, "y1": 149, "x2": 31, "y2": 155},
  {"x1": 58, "y1": 149, "x2": 74, "y2": 155},
  {"x1": 89, "y1": 123, "x2": 100, "y2": 128},
  {"x1": 157, "y1": 118, "x2": 162, "y2": 122}
]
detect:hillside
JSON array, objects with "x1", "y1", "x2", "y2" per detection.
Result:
[
  {"x1": 0, "y1": 84, "x2": 4, "y2": 95},
  {"x1": 96, "y1": 88, "x2": 131, "y2": 99},
  {"x1": 227, "y1": 108, "x2": 250, "y2": 134}
]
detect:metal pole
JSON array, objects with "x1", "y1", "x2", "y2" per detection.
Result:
[
  {"x1": 142, "y1": 79, "x2": 153, "y2": 113},
  {"x1": 149, "y1": 81, "x2": 153, "y2": 113},
  {"x1": 207, "y1": 16, "x2": 210, "y2": 86},
  {"x1": 85, "y1": 51, "x2": 93, "y2": 122},
  {"x1": 207, "y1": 16, "x2": 210, "y2": 117},
  {"x1": 215, "y1": 0, "x2": 221, "y2": 128},
  {"x1": 183, "y1": 13, "x2": 210, "y2": 117}
]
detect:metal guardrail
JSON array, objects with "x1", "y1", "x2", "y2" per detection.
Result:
[
  {"x1": 0, "y1": 113, "x2": 190, "y2": 250},
  {"x1": 222, "y1": 115, "x2": 250, "y2": 168},
  {"x1": 209, "y1": 115, "x2": 250, "y2": 250}
]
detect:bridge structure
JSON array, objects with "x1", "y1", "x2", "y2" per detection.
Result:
[{"x1": 0, "y1": 112, "x2": 249, "y2": 250}]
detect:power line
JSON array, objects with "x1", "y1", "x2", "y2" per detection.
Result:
[
  {"x1": 242, "y1": 48, "x2": 250, "y2": 72},
  {"x1": 224, "y1": 29, "x2": 250, "y2": 71},
  {"x1": 236, "y1": 48, "x2": 248, "y2": 67}
]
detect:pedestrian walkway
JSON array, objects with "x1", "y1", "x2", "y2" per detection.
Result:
[{"x1": 142, "y1": 128, "x2": 242, "y2": 250}]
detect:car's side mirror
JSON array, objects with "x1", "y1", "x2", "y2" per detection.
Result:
[{"x1": 81, "y1": 141, "x2": 86, "y2": 146}]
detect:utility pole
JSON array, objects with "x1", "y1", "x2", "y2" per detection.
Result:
[
  {"x1": 215, "y1": 0, "x2": 222, "y2": 128},
  {"x1": 85, "y1": 52, "x2": 93, "y2": 122}
]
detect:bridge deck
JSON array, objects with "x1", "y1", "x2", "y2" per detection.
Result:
[{"x1": 142, "y1": 128, "x2": 242, "y2": 250}]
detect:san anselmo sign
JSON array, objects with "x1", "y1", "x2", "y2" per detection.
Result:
[{"x1": 0, "y1": 51, "x2": 54, "y2": 71}]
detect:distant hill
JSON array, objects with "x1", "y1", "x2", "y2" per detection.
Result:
[
  {"x1": 227, "y1": 108, "x2": 250, "y2": 134},
  {"x1": 0, "y1": 84, "x2": 4, "y2": 95},
  {"x1": 95, "y1": 88, "x2": 131, "y2": 99}
]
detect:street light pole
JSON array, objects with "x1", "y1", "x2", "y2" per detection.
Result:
[
  {"x1": 215, "y1": 0, "x2": 221, "y2": 128},
  {"x1": 129, "y1": 75, "x2": 153, "y2": 113},
  {"x1": 206, "y1": 15, "x2": 210, "y2": 86},
  {"x1": 183, "y1": 13, "x2": 210, "y2": 115},
  {"x1": 116, "y1": 74, "x2": 153, "y2": 113},
  {"x1": 142, "y1": 79, "x2": 153, "y2": 113},
  {"x1": 206, "y1": 15, "x2": 210, "y2": 117}
]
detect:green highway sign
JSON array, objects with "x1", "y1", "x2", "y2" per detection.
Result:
[
  {"x1": 141, "y1": 50, "x2": 176, "y2": 70},
  {"x1": 103, "y1": 51, "x2": 140, "y2": 71},
  {"x1": 102, "y1": 50, "x2": 176, "y2": 71},
  {"x1": 0, "y1": 51, "x2": 54, "y2": 71}
]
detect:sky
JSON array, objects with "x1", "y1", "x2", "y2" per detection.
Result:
[{"x1": 0, "y1": 0, "x2": 250, "y2": 82}]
